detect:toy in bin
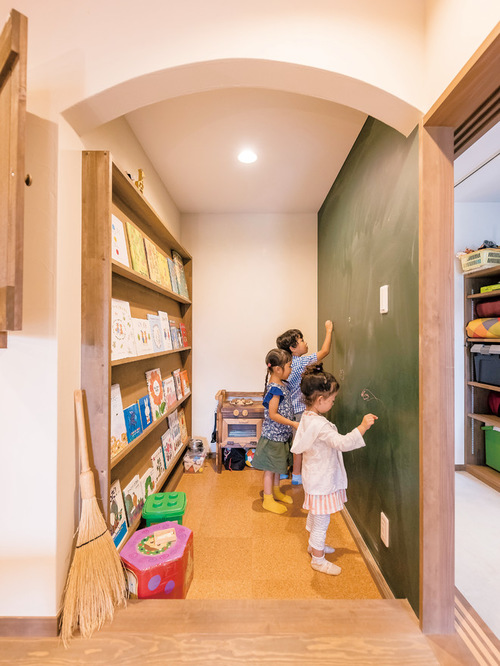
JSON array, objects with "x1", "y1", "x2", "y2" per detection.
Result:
[
  {"x1": 120, "y1": 520, "x2": 193, "y2": 599},
  {"x1": 143, "y1": 491, "x2": 187, "y2": 526},
  {"x1": 184, "y1": 450, "x2": 206, "y2": 473}
]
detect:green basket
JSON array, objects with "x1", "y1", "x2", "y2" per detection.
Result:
[{"x1": 481, "y1": 426, "x2": 500, "y2": 472}]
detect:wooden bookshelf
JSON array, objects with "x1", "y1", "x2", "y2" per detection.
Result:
[
  {"x1": 464, "y1": 264, "x2": 500, "y2": 492},
  {"x1": 81, "y1": 151, "x2": 193, "y2": 540}
]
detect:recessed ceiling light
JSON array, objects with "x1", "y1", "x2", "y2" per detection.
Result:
[{"x1": 238, "y1": 149, "x2": 258, "y2": 164}]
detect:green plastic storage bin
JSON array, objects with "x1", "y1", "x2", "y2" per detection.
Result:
[
  {"x1": 142, "y1": 491, "x2": 187, "y2": 526},
  {"x1": 481, "y1": 426, "x2": 500, "y2": 472}
]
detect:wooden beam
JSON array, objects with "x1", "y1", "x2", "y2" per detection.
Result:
[{"x1": 419, "y1": 123, "x2": 455, "y2": 634}]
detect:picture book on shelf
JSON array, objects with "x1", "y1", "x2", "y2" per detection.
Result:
[
  {"x1": 161, "y1": 429, "x2": 175, "y2": 466},
  {"x1": 145, "y1": 368, "x2": 166, "y2": 420},
  {"x1": 111, "y1": 214, "x2": 130, "y2": 267},
  {"x1": 158, "y1": 310, "x2": 173, "y2": 351},
  {"x1": 141, "y1": 467, "x2": 156, "y2": 501},
  {"x1": 157, "y1": 252, "x2": 172, "y2": 292},
  {"x1": 147, "y1": 313, "x2": 165, "y2": 353},
  {"x1": 123, "y1": 402, "x2": 143, "y2": 442},
  {"x1": 122, "y1": 474, "x2": 144, "y2": 525},
  {"x1": 172, "y1": 368, "x2": 183, "y2": 400},
  {"x1": 169, "y1": 319, "x2": 181, "y2": 349},
  {"x1": 138, "y1": 394, "x2": 153, "y2": 430},
  {"x1": 151, "y1": 445, "x2": 166, "y2": 482},
  {"x1": 171, "y1": 250, "x2": 189, "y2": 299},
  {"x1": 126, "y1": 222, "x2": 149, "y2": 278},
  {"x1": 111, "y1": 299, "x2": 136, "y2": 361},
  {"x1": 178, "y1": 407, "x2": 188, "y2": 443},
  {"x1": 180, "y1": 370, "x2": 190, "y2": 396},
  {"x1": 109, "y1": 479, "x2": 128, "y2": 549},
  {"x1": 179, "y1": 322, "x2": 189, "y2": 347},
  {"x1": 168, "y1": 409, "x2": 182, "y2": 450},
  {"x1": 167, "y1": 256, "x2": 179, "y2": 294},
  {"x1": 132, "y1": 318, "x2": 154, "y2": 355},
  {"x1": 163, "y1": 376, "x2": 177, "y2": 408},
  {"x1": 110, "y1": 384, "x2": 128, "y2": 458},
  {"x1": 144, "y1": 237, "x2": 162, "y2": 285}
]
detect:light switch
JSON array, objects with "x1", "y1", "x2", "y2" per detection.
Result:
[{"x1": 380, "y1": 285, "x2": 389, "y2": 314}]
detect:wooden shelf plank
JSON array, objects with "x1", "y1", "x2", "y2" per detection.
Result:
[
  {"x1": 112, "y1": 260, "x2": 191, "y2": 304},
  {"x1": 111, "y1": 395, "x2": 191, "y2": 468},
  {"x1": 467, "y1": 289, "x2": 500, "y2": 300},
  {"x1": 466, "y1": 338, "x2": 500, "y2": 343},
  {"x1": 111, "y1": 347, "x2": 191, "y2": 367},
  {"x1": 465, "y1": 464, "x2": 500, "y2": 493},
  {"x1": 468, "y1": 413, "x2": 500, "y2": 427},
  {"x1": 468, "y1": 381, "x2": 500, "y2": 392},
  {"x1": 117, "y1": 440, "x2": 189, "y2": 551},
  {"x1": 112, "y1": 163, "x2": 191, "y2": 260}
]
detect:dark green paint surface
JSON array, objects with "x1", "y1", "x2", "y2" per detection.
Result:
[{"x1": 318, "y1": 118, "x2": 420, "y2": 614}]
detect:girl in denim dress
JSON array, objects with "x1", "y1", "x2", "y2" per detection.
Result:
[{"x1": 252, "y1": 348, "x2": 299, "y2": 514}]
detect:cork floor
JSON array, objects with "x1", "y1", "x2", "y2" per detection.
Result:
[{"x1": 177, "y1": 457, "x2": 383, "y2": 601}]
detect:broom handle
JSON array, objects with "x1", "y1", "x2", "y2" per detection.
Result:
[{"x1": 74, "y1": 389, "x2": 97, "y2": 500}]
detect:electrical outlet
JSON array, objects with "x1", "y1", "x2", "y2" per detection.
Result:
[{"x1": 380, "y1": 512, "x2": 390, "y2": 547}]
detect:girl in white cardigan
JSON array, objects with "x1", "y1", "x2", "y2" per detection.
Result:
[{"x1": 291, "y1": 364, "x2": 377, "y2": 575}]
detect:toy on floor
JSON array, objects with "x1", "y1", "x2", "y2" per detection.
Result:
[{"x1": 120, "y1": 521, "x2": 193, "y2": 599}]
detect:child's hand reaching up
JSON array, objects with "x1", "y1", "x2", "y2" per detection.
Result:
[{"x1": 357, "y1": 413, "x2": 378, "y2": 436}]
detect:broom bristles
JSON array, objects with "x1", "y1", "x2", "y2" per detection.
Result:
[{"x1": 60, "y1": 496, "x2": 127, "y2": 646}]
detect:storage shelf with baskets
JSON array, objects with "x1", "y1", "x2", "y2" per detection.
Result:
[
  {"x1": 463, "y1": 263, "x2": 500, "y2": 493},
  {"x1": 81, "y1": 151, "x2": 193, "y2": 550}
]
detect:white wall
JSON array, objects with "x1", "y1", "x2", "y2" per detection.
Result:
[
  {"x1": 454, "y1": 203, "x2": 500, "y2": 464},
  {"x1": 424, "y1": 0, "x2": 500, "y2": 110},
  {"x1": 181, "y1": 213, "x2": 318, "y2": 447}
]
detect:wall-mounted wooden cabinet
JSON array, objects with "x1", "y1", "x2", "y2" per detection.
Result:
[
  {"x1": 464, "y1": 264, "x2": 500, "y2": 492},
  {"x1": 81, "y1": 151, "x2": 192, "y2": 548}
]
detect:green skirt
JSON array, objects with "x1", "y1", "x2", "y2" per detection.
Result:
[{"x1": 251, "y1": 436, "x2": 292, "y2": 475}]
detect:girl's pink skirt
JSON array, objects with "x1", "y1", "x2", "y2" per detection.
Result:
[{"x1": 303, "y1": 489, "x2": 347, "y2": 515}]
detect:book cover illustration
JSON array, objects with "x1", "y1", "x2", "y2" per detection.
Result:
[
  {"x1": 141, "y1": 467, "x2": 156, "y2": 501},
  {"x1": 111, "y1": 214, "x2": 130, "y2": 267},
  {"x1": 109, "y1": 479, "x2": 128, "y2": 549},
  {"x1": 147, "y1": 313, "x2": 165, "y2": 353},
  {"x1": 168, "y1": 409, "x2": 182, "y2": 450},
  {"x1": 179, "y1": 322, "x2": 189, "y2": 347},
  {"x1": 111, "y1": 298, "x2": 137, "y2": 361},
  {"x1": 167, "y1": 256, "x2": 179, "y2": 294},
  {"x1": 163, "y1": 376, "x2": 177, "y2": 408},
  {"x1": 157, "y1": 252, "x2": 172, "y2": 292},
  {"x1": 138, "y1": 394, "x2": 153, "y2": 430},
  {"x1": 126, "y1": 222, "x2": 149, "y2": 278},
  {"x1": 123, "y1": 474, "x2": 144, "y2": 525},
  {"x1": 144, "y1": 237, "x2": 162, "y2": 285},
  {"x1": 151, "y1": 445, "x2": 166, "y2": 482},
  {"x1": 172, "y1": 368, "x2": 183, "y2": 400},
  {"x1": 171, "y1": 250, "x2": 189, "y2": 299},
  {"x1": 110, "y1": 384, "x2": 128, "y2": 458},
  {"x1": 123, "y1": 402, "x2": 143, "y2": 443},
  {"x1": 161, "y1": 428, "x2": 175, "y2": 467},
  {"x1": 158, "y1": 310, "x2": 173, "y2": 351},
  {"x1": 178, "y1": 407, "x2": 188, "y2": 443},
  {"x1": 145, "y1": 368, "x2": 166, "y2": 421},
  {"x1": 180, "y1": 370, "x2": 190, "y2": 396},
  {"x1": 132, "y1": 317, "x2": 154, "y2": 356},
  {"x1": 169, "y1": 319, "x2": 181, "y2": 349}
]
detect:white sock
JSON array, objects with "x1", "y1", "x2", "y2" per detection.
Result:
[{"x1": 308, "y1": 544, "x2": 335, "y2": 554}]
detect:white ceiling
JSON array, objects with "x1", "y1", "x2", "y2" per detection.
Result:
[{"x1": 125, "y1": 88, "x2": 367, "y2": 214}]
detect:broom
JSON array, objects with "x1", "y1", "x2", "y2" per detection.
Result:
[{"x1": 60, "y1": 389, "x2": 127, "y2": 646}]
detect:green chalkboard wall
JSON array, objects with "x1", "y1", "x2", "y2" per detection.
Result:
[{"x1": 318, "y1": 118, "x2": 419, "y2": 614}]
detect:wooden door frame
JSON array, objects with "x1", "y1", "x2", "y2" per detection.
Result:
[{"x1": 419, "y1": 23, "x2": 500, "y2": 634}]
